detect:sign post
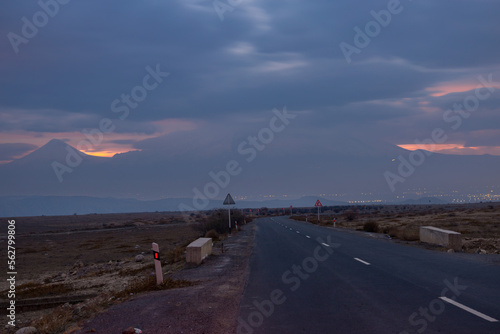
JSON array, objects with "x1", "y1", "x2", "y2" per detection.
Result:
[
  {"x1": 314, "y1": 200, "x2": 323, "y2": 223},
  {"x1": 152, "y1": 242, "x2": 163, "y2": 285},
  {"x1": 223, "y1": 193, "x2": 235, "y2": 232}
]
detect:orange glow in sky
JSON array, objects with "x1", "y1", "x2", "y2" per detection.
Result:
[
  {"x1": 398, "y1": 144, "x2": 462, "y2": 151},
  {"x1": 425, "y1": 80, "x2": 500, "y2": 97},
  {"x1": 398, "y1": 144, "x2": 500, "y2": 155},
  {"x1": 0, "y1": 118, "x2": 200, "y2": 163},
  {"x1": 426, "y1": 83, "x2": 479, "y2": 97},
  {"x1": 80, "y1": 150, "x2": 126, "y2": 158}
]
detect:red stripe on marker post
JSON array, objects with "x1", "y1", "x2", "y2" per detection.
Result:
[{"x1": 152, "y1": 243, "x2": 163, "y2": 285}]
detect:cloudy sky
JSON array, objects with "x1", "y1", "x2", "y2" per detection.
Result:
[{"x1": 1, "y1": 0, "x2": 500, "y2": 165}]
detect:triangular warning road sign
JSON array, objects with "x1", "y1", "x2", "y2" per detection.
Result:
[
  {"x1": 314, "y1": 200, "x2": 323, "y2": 207},
  {"x1": 223, "y1": 193, "x2": 235, "y2": 205}
]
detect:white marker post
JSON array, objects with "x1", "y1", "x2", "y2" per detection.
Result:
[{"x1": 152, "y1": 242, "x2": 163, "y2": 285}]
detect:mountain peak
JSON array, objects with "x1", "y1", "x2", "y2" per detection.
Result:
[
  {"x1": 35, "y1": 139, "x2": 83, "y2": 156},
  {"x1": 7, "y1": 139, "x2": 95, "y2": 166},
  {"x1": 41, "y1": 138, "x2": 72, "y2": 151}
]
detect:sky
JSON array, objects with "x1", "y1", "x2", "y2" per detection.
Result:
[{"x1": 1, "y1": 0, "x2": 500, "y2": 165}]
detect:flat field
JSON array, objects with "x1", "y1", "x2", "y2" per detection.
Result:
[
  {"x1": 2, "y1": 203, "x2": 499, "y2": 333},
  {"x1": 292, "y1": 202, "x2": 500, "y2": 253},
  {"x1": 0, "y1": 212, "x2": 205, "y2": 333}
]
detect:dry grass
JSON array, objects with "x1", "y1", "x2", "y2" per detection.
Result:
[
  {"x1": 384, "y1": 226, "x2": 420, "y2": 241},
  {"x1": 117, "y1": 275, "x2": 196, "y2": 298},
  {"x1": 165, "y1": 246, "x2": 186, "y2": 264},
  {"x1": 363, "y1": 220, "x2": 379, "y2": 233},
  {"x1": 79, "y1": 268, "x2": 116, "y2": 279},
  {"x1": 18, "y1": 247, "x2": 50, "y2": 254},
  {"x1": 5, "y1": 223, "x2": 201, "y2": 284},
  {"x1": 205, "y1": 229, "x2": 220, "y2": 241},
  {"x1": 291, "y1": 202, "x2": 500, "y2": 252},
  {"x1": 32, "y1": 303, "x2": 74, "y2": 334},
  {"x1": 0, "y1": 212, "x2": 205, "y2": 334},
  {"x1": 26, "y1": 275, "x2": 196, "y2": 334},
  {"x1": 118, "y1": 264, "x2": 155, "y2": 277},
  {"x1": 0, "y1": 282, "x2": 74, "y2": 299}
]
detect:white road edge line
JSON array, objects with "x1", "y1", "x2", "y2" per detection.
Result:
[
  {"x1": 321, "y1": 243, "x2": 329, "y2": 247},
  {"x1": 354, "y1": 258, "x2": 370, "y2": 265},
  {"x1": 439, "y1": 297, "x2": 499, "y2": 322},
  {"x1": 306, "y1": 235, "x2": 311, "y2": 238},
  {"x1": 296, "y1": 231, "x2": 300, "y2": 234}
]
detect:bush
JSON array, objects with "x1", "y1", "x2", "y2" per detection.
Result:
[
  {"x1": 345, "y1": 209, "x2": 358, "y2": 221},
  {"x1": 401, "y1": 228, "x2": 419, "y2": 241},
  {"x1": 165, "y1": 246, "x2": 185, "y2": 264},
  {"x1": 363, "y1": 220, "x2": 379, "y2": 233},
  {"x1": 386, "y1": 226, "x2": 399, "y2": 238},
  {"x1": 193, "y1": 209, "x2": 249, "y2": 234},
  {"x1": 385, "y1": 226, "x2": 419, "y2": 241},
  {"x1": 205, "y1": 229, "x2": 219, "y2": 241}
]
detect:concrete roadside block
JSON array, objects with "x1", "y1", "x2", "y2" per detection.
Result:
[
  {"x1": 186, "y1": 238, "x2": 213, "y2": 264},
  {"x1": 420, "y1": 226, "x2": 461, "y2": 251}
]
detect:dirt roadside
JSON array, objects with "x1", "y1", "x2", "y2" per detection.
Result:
[
  {"x1": 290, "y1": 203, "x2": 500, "y2": 254},
  {"x1": 73, "y1": 222, "x2": 256, "y2": 334}
]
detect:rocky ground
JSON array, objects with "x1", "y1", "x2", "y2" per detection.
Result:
[
  {"x1": 1, "y1": 211, "x2": 256, "y2": 334},
  {"x1": 3, "y1": 203, "x2": 499, "y2": 333},
  {"x1": 292, "y1": 202, "x2": 500, "y2": 254},
  {"x1": 1, "y1": 213, "x2": 204, "y2": 333},
  {"x1": 72, "y1": 223, "x2": 255, "y2": 334}
]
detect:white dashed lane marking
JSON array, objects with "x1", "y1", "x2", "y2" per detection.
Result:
[
  {"x1": 439, "y1": 297, "x2": 498, "y2": 322},
  {"x1": 354, "y1": 258, "x2": 370, "y2": 265}
]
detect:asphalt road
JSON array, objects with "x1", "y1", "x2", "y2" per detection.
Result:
[{"x1": 238, "y1": 217, "x2": 500, "y2": 333}]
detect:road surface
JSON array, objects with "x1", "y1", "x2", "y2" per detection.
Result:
[{"x1": 238, "y1": 217, "x2": 500, "y2": 333}]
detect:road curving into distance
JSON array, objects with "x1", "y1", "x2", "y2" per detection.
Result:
[{"x1": 238, "y1": 216, "x2": 500, "y2": 333}]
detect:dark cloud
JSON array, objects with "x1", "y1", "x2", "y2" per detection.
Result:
[
  {"x1": 0, "y1": 143, "x2": 38, "y2": 161},
  {"x1": 0, "y1": 0, "x2": 499, "y2": 156},
  {"x1": 463, "y1": 130, "x2": 500, "y2": 147},
  {"x1": 0, "y1": 109, "x2": 97, "y2": 133},
  {"x1": 335, "y1": 0, "x2": 500, "y2": 68},
  {"x1": 0, "y1": 108, "x2": 161, "y2": 135},
  {"x1": 109, "y1": 139, "x2": 138, "y2": 145}
]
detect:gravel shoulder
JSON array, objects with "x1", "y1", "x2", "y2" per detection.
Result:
[{"x1": 74, "y1": 222, "x2": 256, "y2": 334}]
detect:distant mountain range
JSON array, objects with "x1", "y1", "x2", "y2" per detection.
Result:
[
  {"x1": 0, "y1": 195, "x2": 449, "y2": 217},
  {"x1": 0, "y1": 195, "x2": 348, "y2": 217},
  {"x1": 0, "y1": 138, "x2": 498, "y2": 217},
  {"x1": 400, "y1": 197, "x2": 447, "y2": 205}
]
